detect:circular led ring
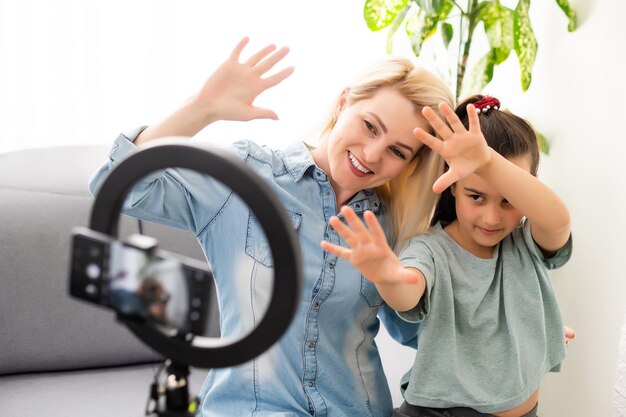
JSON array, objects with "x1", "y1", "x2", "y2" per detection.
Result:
[{"x1": 89, "y1": 139, "x2": 302, "y2": 368}]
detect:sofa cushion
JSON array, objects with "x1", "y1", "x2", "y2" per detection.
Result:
[{"x1": 0, "y1": 145, "x2": 218, "y2": 375}]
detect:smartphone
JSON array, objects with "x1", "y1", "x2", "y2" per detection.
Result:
[{"x1": 69, "y1": 227, "x2": 212, "y2": 336}]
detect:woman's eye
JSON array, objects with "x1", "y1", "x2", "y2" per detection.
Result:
[
  {"x1": 390, "y1": 147, "x2": 407, "y2": 160},
  {"x1": 469, "y1": 194, "x2": 483, "y2": 202},
  {"x1": 364, "y1": 120, "x2": 377, "y2": 135}
]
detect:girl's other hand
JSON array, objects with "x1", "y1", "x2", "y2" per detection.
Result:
[{"x1": 564, "y1": 325, "x2": 576, "y2": 347}]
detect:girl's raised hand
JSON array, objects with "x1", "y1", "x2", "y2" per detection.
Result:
[
  {"x1": 193, "y1": 37, "x2": 294, "y2": 123},
  {"x1": 320, "y1": 207, "x2": 418, "y2": 285},
  {"x1": 414, "y1": 102, "x2": 493, "y2": 193}
]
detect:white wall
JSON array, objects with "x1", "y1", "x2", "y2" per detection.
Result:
[
  {"x1": 0, "y1": 0, "x2": 396, "y2": 153},
  {"x1": 2, "y1": 0, "x2": 624, "y2": 415}
]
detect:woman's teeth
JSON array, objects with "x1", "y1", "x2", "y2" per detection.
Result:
[{"x1": 349, "y1": 152, "x2": 372, "y2": 174}]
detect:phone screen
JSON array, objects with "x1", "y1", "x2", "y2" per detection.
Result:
[
  {"x1": 70, "y1": 228, "x2": 211, "y2": 335},
  {"x1": 107, "y1": 241, "x2": 190, "y2": 330}
]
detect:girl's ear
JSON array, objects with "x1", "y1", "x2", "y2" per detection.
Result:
[{"x1": 450, "y1": 183, "x2": 456, "y2": 197}]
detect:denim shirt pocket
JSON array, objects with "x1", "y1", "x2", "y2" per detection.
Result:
[
  {"x1": 360, "y1": 276, "x2": 384, "y2": 307},
  {"x1": 245, "y1": 210, "x2": 302, "y2": 267}
]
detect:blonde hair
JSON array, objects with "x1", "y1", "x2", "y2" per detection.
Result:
[{"x1": 322, "y1": 58, "x2": 454, "y2": 252}]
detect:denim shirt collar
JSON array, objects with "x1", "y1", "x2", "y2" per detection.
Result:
[
  {"x1": 282, "y1": 141, "x2": 317, "y2": 183},
  {"x1": 282, "y1": 141, "x2": 383, "y2": 215},
  {"x1": 344, "y1": 189, "x2": 383, "y2": 214}
]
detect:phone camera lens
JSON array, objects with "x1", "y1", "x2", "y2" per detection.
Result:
[
  {"x1": 86, "y1": 263, "x2": 101, "y2": 279},
  {"x1": 85, "y1": 284, "x2": 97, "y2": 295}
]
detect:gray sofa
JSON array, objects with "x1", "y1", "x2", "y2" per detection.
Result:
[{"x1": 0, "y1": 145, "x2": 218, "y2": 417}]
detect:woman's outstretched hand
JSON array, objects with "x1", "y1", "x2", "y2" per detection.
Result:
[
  {"x1": 135, "y1": 37, "x2": 294, "y2": 144},
  {"x1": 414, "y1": 102, "x2": 493, "y2": 193},
  {"x1": 193, "y1": 37, "x2": 294, "y2": 123},
  {"x1": 320, "y1": 207, "x2": 418, "y2": 285}
]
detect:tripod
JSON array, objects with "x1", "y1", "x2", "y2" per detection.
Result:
[{"x1": 146, "y1": 359, "x2": 198, "y2": 417}]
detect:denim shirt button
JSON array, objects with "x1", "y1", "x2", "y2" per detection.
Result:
[
  {"x1": 308, "y1": 381, "x2": 315, "y2": 387},
  {"x1": 328, "y1": 263, "x2": 334, "y2": 269},
  {"x1": 314, "y1": 302, "x2": 320, "y2": 309},
  {"x1": 308, "y1": 342, "x2": 315, "y2": 349}
]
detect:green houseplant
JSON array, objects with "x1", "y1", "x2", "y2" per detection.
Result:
[{"x1": 363, "y1": 0, "x2": 577, "y2": 152}]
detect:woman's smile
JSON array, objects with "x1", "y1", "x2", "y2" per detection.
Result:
[{"x1": 348, "y1": 151, "x2": 373, "y2": 177}]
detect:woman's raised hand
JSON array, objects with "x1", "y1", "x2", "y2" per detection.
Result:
[
  {"x1": 414, "y1": 102, "x2": 493, "y2": 193},
  {"x1": 320, "y1": 207, "x2": 418, "y2": 285},
  {"x1": 135, "y1": 37, "x2": 294, "y2": 144},
  {"x1": 193, "y1": 37, "x2": 294, "y2": 123}
]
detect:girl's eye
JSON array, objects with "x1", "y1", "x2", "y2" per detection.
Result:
[
  {"x1": 501, "y1": 199, "x2": 513, "y2": 208},
  {"x1": 469, "y1": 194, "x2": 483, "y2": 202},
  {"x1": 364, "y1": 120, "x2": 377, "y2": 135}
]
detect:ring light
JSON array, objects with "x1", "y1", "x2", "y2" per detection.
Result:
[{"x1": 88, "y1": 138, "x2": 302, "y2": 369}]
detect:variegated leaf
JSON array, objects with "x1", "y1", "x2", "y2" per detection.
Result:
[
  {"x1": 405, "y1": 0, "x2": 453, "y2": 57},
  {"x1": 464, "y1": 49, "x2": 497, "y2": 97},
  {"x1": 364, "y1": 0, "x2": 410, "y2": 31},
  {"x1": 472, "y1": 0, "x2": 495, "y2": 22},
  {"x1": 482, "y1": 2, "x2": 514, "y2": 64},
  {"x1": 555, "y1": 0, "x2": 577, "y2": 32},
  {"x1": 386, "y1": 4, "x2": 412, "y2": 54},
  {"x1": 513, "y1": 0, "x2": 537, "y2": 91},
  {"x1": 406, "y1": 9, "x2": 428, "y2": 56}
]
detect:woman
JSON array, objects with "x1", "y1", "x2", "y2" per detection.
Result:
[{"x1": 89, "y1": 37, "x2": 454, "y2": 416}]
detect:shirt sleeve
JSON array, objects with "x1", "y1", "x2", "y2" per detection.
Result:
[
  {"x1": 88, "y1": 128, "x2": 251, "y2": 236},
  {"x1": 396, "y1": 237, "x2": 436, "y2": 323},
  {"x1": 521, "y1": 219, "x2": 573, "y2": 270},
  {"x1": 378, "y1": 303, "x2": 419, "y2": 348}
]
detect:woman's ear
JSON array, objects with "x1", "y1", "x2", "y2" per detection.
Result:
[
  {"x1": 334, "y1": 88, "x2": 350, "y2": 119},
  {"x1": 339, "y1": 87, "x2": 350, "y2": 102},
  {"x1": 450, "y1": 183, "x2": 456, "y2": 197}
]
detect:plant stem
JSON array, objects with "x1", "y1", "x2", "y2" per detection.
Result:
[
  {"x1": 450, "y1": 0, "x2": 465, "y2": 13},
  {"x1": 456, "y1": 0, "x2": 477, "y2": 101}
]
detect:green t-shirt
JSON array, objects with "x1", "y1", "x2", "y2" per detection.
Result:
[{"x1": 398, "y1": 220, "x2": 572, "y2": 413}]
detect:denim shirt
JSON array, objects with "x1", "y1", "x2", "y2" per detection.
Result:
[{"x1": 88, "y1": 128, "x2": 419, "y2": 417}]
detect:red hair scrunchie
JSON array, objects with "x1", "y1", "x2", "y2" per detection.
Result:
[{"x1": 473, "y1": 96, "x2": 501, "y2": 114}]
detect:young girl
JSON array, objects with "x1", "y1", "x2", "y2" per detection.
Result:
[
  {"x1": 89, "y1": 38, "x2": 455, "y2": 416},
  {"x1": 321, "y1": 95, "x2": 572, "y2": 417}
]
